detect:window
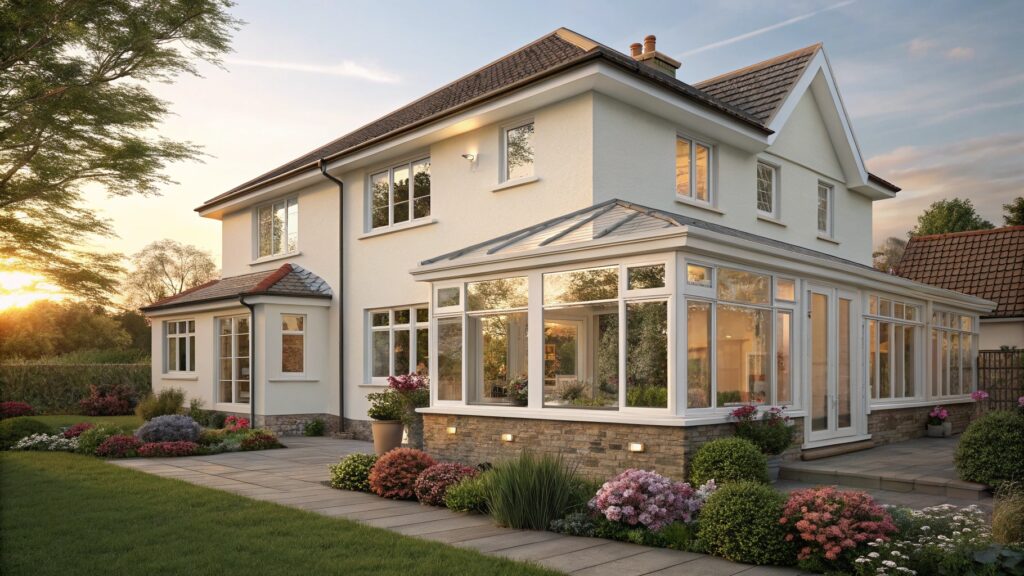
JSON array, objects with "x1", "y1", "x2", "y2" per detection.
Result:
[
  {"x1": 503, "y1": 121, "x2": 534, "y2": 181},
  {"x1": 281, "y1": 314, "x2": 305, "y2": 373},
  {"x1": 930, "y1": 311, "x2": 977, "y2": 397},
  {"x1": 756, "y1": 161, "x2": 777, "y2": 216},
  {"x1": 370, "y1": 158, "x2": 431, "y2": 229},
  {"x1": 717, "y1": 268, "x2": 770, "y2": 305},
  {"x1": 817, "y1": 182, "x2": 833, "y2": 236},
  {"x1": 165, "y1": 320, "x2": 195, "y2": 372},
  {"x1": 465, "y1": 277, "x2": 529, "y2": 406},
  {"x1": 866, "y1": 296, "x2": 922, "y2": 401},
  {"x1": 676, "y1": 136, "x2": 711, "y2": 202},
  {"x1": 626, "y1": 300, "x2": 669, "y2": 408},
  {"x1": 369, "y1": 306, "x2": 429, "y2": 380},
  {"x1": 218, "y1": 316, "x2": 250, "y2": 404},
  {"x1": 257, "y1": 197, "x2": 298, "y2": 258},
  {"x1": 436, "y1": 287, "x2": 461, "y2": 309},
  {"x1": 775, "y1": 278, "x2": 796, "y2": 302},
  {"x1": 627, "y1": 264, "x2": 666, "y2": 290},
  {"x1": 686, "y1": 264, "x2": 712, "y2": 288},
  {"x1": 686, "y1": 301, "x2": 711, "y2": 408},
  {"x1": 436, "y1": 317, "x2": 462, "y2": 401}
]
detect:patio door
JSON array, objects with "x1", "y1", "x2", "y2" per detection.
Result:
[{"x1": 807, "y1": 285, "x2": 859, "y2": 443}]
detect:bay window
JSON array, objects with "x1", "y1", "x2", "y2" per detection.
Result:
[
  {"x1": 369, "y1": 306, "x2": 429, "y2": 381},
  {"x1": 866, "y1": 296, "x2": 922, "y2": 401}
]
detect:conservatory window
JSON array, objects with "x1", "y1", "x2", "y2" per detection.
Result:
[
  {"x1": 930, "y1": 311, "x2": 977, "y2": 398},
  {"x1": 866, "y1": 296, "x2": 922, "y2": 401},
  {"x1": 466, "y1": 277, "x2": 529, "y2": 406}
]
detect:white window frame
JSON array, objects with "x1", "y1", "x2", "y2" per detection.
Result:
[
  {"x1": 500, "y1": 118, "x2": 535, "y2": 184},
  {"x1": 865, "y1": 294, "x2": 925, "y2": 404},
  {"x1": 756, "y1": 160, "x2": 780, "y2": 218},
  {"x1": 254, "y1": 196, "x2": 298, "y2": 260},
  {"x1": 675, "y1": 134, "x2": 715, "y2": 205},
  {"x1": 817, "y1": 181, "x2": 834, "y2": 237},
  {"x1": 368, "y1": 156, "x2": 431, "y2": 230},
  {"x1": 281, "y1": 313, "x2": 306, "y2": 375},
  {"x1": 929, "y1": 308, "x2": 978, "y2": 400},
  {"x1": 217, "y1": 315, "x2": 251, "y2": 405},
  {"x1": 164, "y1": 319, "x2": 195, "y2": 373},
  {"x1": 367, "y1": 305, "x2": 429, "y2": 384}
]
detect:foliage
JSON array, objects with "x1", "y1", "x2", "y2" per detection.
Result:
[
  {"x1": 95, "y1": 435, "x2": 143, "y2": 458},
  {"x1": 698, "y1": 481, "x2": 793, "y2": 566},
  {"x1": 304, "y1": 418, "x2": 325, "y2": 437},
  {"x1": 589, "y1": 469, "x2": 716, "y2": 531},
  {"x1": 138, "y1": 441, "x2": 200, "y2": 457},
  {"x1": 1005, "y1": 197, "x2": 1024, "y2": 226},
  {"x1": 415, "y1": 462, "x2": 478, "y2": 506},
  {"x1": 624, "y1": 300, "x2": 669, "y2": 404},
  {"x1": 239, "y1": 430, "x2": 281, "y2": 451},
  {"x1": 329, "y1": 453, "x2": 378, "y2": 492},
  {"x1": 76, "y1": 425, "x2": 132, "y2": 456},
  {"x1": 993, "y1": 485, "x2": 1024, "y2": 545},
  {"x1": 689, "y1": 437, "x2": 768, "y2": 485},
  {"x1": 910, "y1": 198, "x2": 995, "y2": 237},
  {"x1": 549, "y1": 511, "x2": 595, "y2": 537},
  {"x1": 79, "y1": 383, "x2": 139, "y2": 416},
  {"x1": 368, "y1": 448, "x2": 436, "y2": 500},
  {"x1": 225, "y1": 415, "x2": 250, "y2": 432},
  {"x1": 0, "y1": 362, "x2": 150, "y2": 414},
  {"x1": 62, "y1": 422, "x2": 95, "y2": 438},
  {"x1": 955, "y1": 410, "x2": 1024, "y2": 487},
  {"x1": 11, "y1": 433, "x2": 79, "y2": 452},
  {"x1": 444, "y1": 472, "x2": 490, "y2": 513},
  {"x1": 485, "y1": 452, "x2": 581, "y2": 530},
  {"x1": 122, "y1": 240, "x2": 219, "y2": 309},
  {"x1": 576, "y1": 515, "x2": 704, "y2": 552},
  {"x1": 730, "y1": 405, "x2": 794, "y2": 455},
  {"x1": 873, "y1": 236, "x2": 908, "y2": 272},
  {"x1": 779, "y1": 487, "x2": 897, "y2": 572},
  {"x1": 0, "y1": 417, "x2": 53, "y2": 450},
  {"x1": 367, "y1": 390, "x2": 404, "y2": 421},
  {"x1": 0, "y1": 401, "x2": 33, "y2": 419},
  {"x1": 135, "y1": 414, "x2": 201, "y2": 443},
  {"x1": 188, "y1": 398, "x2": 212, "y2": 426},
  {"x1": 0, "y1": 301, "x2": 134, "y2": 360},
  {"x1": 626, "y1": 385, "x2": 668, "y2": 408},
  {"x1": 197, "y1": 428, "x2": 227, "y2": 446},
  {"x1": 135, "y1": 388, "x2": 184, "y2": 420}
]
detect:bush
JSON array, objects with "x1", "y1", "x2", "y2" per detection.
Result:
[
  {"x1": 955, "y1": 410, "x2": 1024, "y2": 488},
  {"x1": 368, "y1": 448, "x2": 436, "y2": 500},
  {"x1": 304, "y1": 418, "x2": 325, "y2": 436},
  {"x1": 485, "y1": 452, "x2": 581, "y2": 530},
  {"x1": 138, "y1": 441, "x2": 200, "y2": 457},
  {"x1": 415, "y1": 462, "x2": 478, "y2": 506},
  {"x1": 63, "y1": 422, "x2": 95, "y2": 438},
  {"x1": 329, "y1": 453, "x2": 378, "y2": 491},
  {"x1": 0, "y1": 363, "x2": 150, "y2": 414},
  {"x1": 76, "y1": 425, "x2": 131, "y2": 455},
  {"x1": 198, "y1": 428, "x2": 227, "y2": 446},
  {"x1": 0, "y1": 417, "x2": 53, "y2": 450},
  {"x1": 208, "y1": 411, "x2": 227, "y2": 429},
  {"x1": 698, "y1": 481, "x2": 793, "y2": 566},
  {"x1": 589, "y1": 469, "x2": 716, "y2": 531},
  {"x1": 0, "y1": 401, "x2": 34, "y2": 419},
  {"x1": 689, "y1": 437, "x2": 767, "y2": 485},
  {"x1": 779, "y1": 486, "x2": 897, "y2": 572},
  {"x1": 135, "y1": 388, "x2": 184, "y2": 420},
  {"x1": 993, "y1": 485, "x2": 1024, "y2": 545},
  {"x1": 550, "y1": 511, "x2": 596, "y2": 537},
  {"x1": 239, "y1": 429, "x2": 281, "y2": 451},
  {"x1": 366, "y1": 390, "x2": 404, "y2": 421},
  {"x1": 444, "y1": 472, "x2": 490, "y2": 513},
  {"x1": 135, "y1": 414, "x2": 202, "y2": 443},
  {"x1": 96, "y1": 434, "x2": 143, "y2": 458},
  {"x1": 79, "y1": 383, "x2": 139, "y2": 415},
  {"x1": 11, "y1": 433, "x2": 79, "y2": 451},
  {"x1": 731, "y1": 405, "x2": 795, "y2": 455},
  {"x1": 225, "y1": 415, "x2": 250, "y2": 432}
]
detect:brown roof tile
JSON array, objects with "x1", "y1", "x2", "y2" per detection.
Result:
[{"x1": 140, "y1": 263, "x2": 332, "y2": 312}]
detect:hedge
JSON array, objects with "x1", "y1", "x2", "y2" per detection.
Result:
[{"x1": 0, "y1": 364, "x2": 151, "y2": 414}]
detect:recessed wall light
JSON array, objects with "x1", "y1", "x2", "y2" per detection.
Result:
[
  {"x1": 628, "y1": 442, "x2": 645, "y2": 453},
  {"x1": 446, "y1": 426, "x2": 457, "y2": 435},
  {"x1": 500, "y1": 433, "x2": 514, "y2": 443}
]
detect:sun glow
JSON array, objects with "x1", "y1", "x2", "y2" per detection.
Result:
[{"x1": 0, "y1": 269, "x2": 65, "y2": 311}]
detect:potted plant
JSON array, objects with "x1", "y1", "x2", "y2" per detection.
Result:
[
  {"x1": 507, "y1": 377, "x2": 528, "y2": 407},
  {"x1": 927, "y1": 405, "x2": 952, "y2": 437},
  {"x1": 367, "y1": 390, "x2": 404, "y2": 455},
  {"x1": 730, "y1": 404, "x2": 794, "y2": 482},
  {"x1": 387, "y1": 374, "x2": 430, "y2": 449}
]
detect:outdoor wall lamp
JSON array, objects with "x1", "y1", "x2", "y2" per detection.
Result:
[
  {"x1": 500, "y1": 433, "x2": 514, "y2": 443},
  {"x1": 461, "y1": 153, "x2": 476, "y2": 162},
  {"x1": 628, "y1": 442, "x2": 645, "y2": 453},
  {"x1": 446, "y1": 426, "x2": 457, "y2": 435}
]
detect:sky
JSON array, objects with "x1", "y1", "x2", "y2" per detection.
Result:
[{"x1": 87, "y1": 0, "x2": 1024, "y2": 266}]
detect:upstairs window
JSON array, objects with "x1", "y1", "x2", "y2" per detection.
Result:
[
  {"x1": 675, "y1": 136, "x2": 711, "y2": 202},
  {"x1": 502, "y1": 121, "x2": 535, "y2": 181},
  {"x1": 756, "y1": 161, "x2": 778, "y2": 217},
  {"x1": 817, "y1": 182, "x2": 833, "y2": 236},
  {"x1": 257, "y1": 197, "x2": 298, "y2": 258},
  {"x1": 370, "y1": 158, "x2": 431, "y2": 229}
]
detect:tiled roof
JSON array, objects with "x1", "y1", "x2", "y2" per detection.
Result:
[
  {"x1": 140, "y1": 264, "x2": 332, "y2": 312},
  {"x1": 895, "y1": 227, "x2": 1024, "y2": 318}
]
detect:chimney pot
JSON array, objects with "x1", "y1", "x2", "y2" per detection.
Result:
[
  {"x1": 630, "y1": 43, "x2": 642, "y2": 58},
  {"x1": 643, "y1": 35, "x2": 656, "y2": 54}
]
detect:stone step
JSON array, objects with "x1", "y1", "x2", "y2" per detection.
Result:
[
  {"x1": 779, "y1": 463, "x2": 990, "y2": 501},
  {"x1": 800, "y1": 440, "x2": 875, "y2": 461}
]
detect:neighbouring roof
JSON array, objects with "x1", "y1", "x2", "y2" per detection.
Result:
[
  {"x1": 140, "y1": 263, "x2": 332, "y2": 312},
  {"x1": 895, "y1": 227, "x2": 1024, "y2": 319}
]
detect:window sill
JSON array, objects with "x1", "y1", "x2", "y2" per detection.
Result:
[
  {"x1": 816, "y1": 234, "x2": 840, "y2": 245},
  {"x1": 161, "y1": 373, "x2": 198, "y2": 381},
  {"x1": 250, "y1": 251, "x2": 301, "y2": 266},
  {"x1": 870, "y1": 396, "x2": 974, "y2": 411},
  {"x1": 421, "y1": 405, "x2": 692, "y2": 427},
  {"x1": 756, "y1": 214, "x2": 786, "y2": 227},
  {"x1": 359, "y1": 218, "x2": 437, "y2": 240},
  {"x1": 268, "y1": 377, "x2": 318, "y2": 383},
  {"x1": 214, "y1": 402, "x2": 251, "y2": 411},
  {"x1": 492, "y1": 175, "x2": 539, "y2": 193},
  {"x1": 674, "y1": 197, "x2": 724, "y2": 215},
  {"x1": 359, "y1": 382, "x2": 389, "y2": 388}
]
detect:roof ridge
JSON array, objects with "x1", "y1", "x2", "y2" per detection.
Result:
[
  {"x1": 908, "y1": 225, "x2": 1024, "y2": 242},
  {"x1": 694, "y1": 43, "x2": 822, "y2": 88},
  {"x1": 249, "y1": 263, "x2": 294, "y2": 293}
]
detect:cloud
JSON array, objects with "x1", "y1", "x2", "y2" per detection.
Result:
[
  {"x1": 226, "y1": 58, "x2": 400, "y2": 83},
  {"x1": 907, "y1": 38, "x2": 935, "y2": 57},
  {"x1": 945, "y1": 46, "x2": 976, "y2": 61},
  {"x1": 678, "y1": 0, "x2": 857, "y2": 57}
]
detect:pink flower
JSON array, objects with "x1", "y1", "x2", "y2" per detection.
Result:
[
  {"x1": 971, "y1": 390, "x2": 989, "y2": 401},
  {"x1": 779, "y1": 487, "x2": 896, "y2": 563},
  {"x1": 589, "y1": 469, "x2": 715, "y2": 532}
]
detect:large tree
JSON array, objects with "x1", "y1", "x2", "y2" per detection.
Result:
[
  {"x1": 873, "y1": 237, "x2": 907, "y2": 273},
  {"x1": 121, "y1": 239, "x2": 217, "y2": 309},
  {"x1": 1004, "y1": 196, "x2": 1024, "y2": 226},
  {"x1": 909, "y1": 198, "x2": 994, "y2": 237},
  {"x1": 0, "y1": 0, "x2": 239, "y2": 301}
]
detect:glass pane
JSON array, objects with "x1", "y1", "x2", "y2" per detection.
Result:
[
  {"x1": 543, "y1": 303, "x2": 618, "y2": 409},
  {"x1": 811, "y1": 293, "x2": 829, "y2": 432},
  {"x1": 437, "y1": 317, "x2": 462, "y2": 401},
  {"x1": 393, "y1": 329, "x2": 410, "y2": 375},
  {"x1": 372, "y1": 331, "x2": 390, "y2": 378},
  {"x1": 372, "y1": 206, "x2": 389, "y2": 229},
  {"x1": 775, "y1": 278, "x2": 795, "y2": 302},
  {"x1": 894, "y1": 303, "x2": 905, "y2": 320},
  {"x1": 187, "y1": 320, "x2": 195, "y2": 333},
  {"x1": 282, "y1": 334, "x2": 304, "y2": 373},
  {"x1": 717, "y1": 304, "x2": 770, "y2": 406},
  {"x1": 931, "y1": 329, "x2": 940, "y2": 397},
  {"x1": 238, "y1": 378, "x2": 250, "y2": 404},
  {"x1": 505, "y1": 122, "x2": 535, "y2": 181},
  {"x1": 416, "y1": 308, "x2": 429, "y2": 323},
  {"x1": 393, "y1": 201, "x2": 409, "y2": 224},
  {"x1": 869, "y1": 295, "x2": 878, "y2": 315},
  {"x1": 287, "y1": 198, "x2": 298, "y2": 252},
  {"x1": 838, "y1": 299, "x2": 851, "y2": 428},
  {"x1": 776, "y1": 311, "x2": 791, "y2": 405},
  {"x1": 168, "y1": 338, "x2": 178, "y2": 371},
  {"x1": 817, "y1": 184, "x2": 830, "y2": 233},
  {"x1": 168, "y1": 321, "x2": 178, "y2": 335},
  {"x1": 282, "y1": 314, "x2": 303, "y2": 332},
  {"x1": 879, "y1": 322, "x2": 891, "y2": 398},
  {"x1": 904, "y1": 326, "x2": 916, "y2": 397},
  {"x1": 869, "y1": 320, "x2": 879, "y2": 398},
  {"x1": 687, "y1": 301, "x2": 711, "y2": 408},
  {"x1": 894, "y1": 322, "x2": 905, "y2": 398},
  {"x1": 416, "y1": 328, "x2": 429, "y2": 376},
  {"x1": 237, "y1": 316, "x2": 248, "y2": 334},
  {"x1": 467, "y1": 277, "x2": 528, "y2": 311},
  {"x1": 237, "y1": 357, "x2": 250, "y2": 380},
  {"x1": 437, "y1": 287, "x2": 460, "y2": 308},
  {"x1": 756, "y1": 162, "x2": 774, "y2": 214},
  {"x1": 949, "y1": 333, "x2": 961, "y2": 395},
  {"x1": 695, "y1": 144, "x2": 710, "y2": 202},
  {"x1": 905, "y1": 306, "x2": 917, "y2": 321},
  {"x1": 272, "y1": 201, "x2": 285, "y2": 255},
  {"x1": 675, "y1": 138, "x2": 691, "y2": 197},
  {"x1": 394, "y1": 309, "x2": 410, "y2": 325},
  {"x1": 627, "y1": 265, "x2": 665, "y2": 290},
  {"x1": 960, "y1": 316, "x2": 972, "y2": 332},
  {"x1": 372, "y1": 312, "x2": 390, "y2": 327},
  {"x1": 220, "y1": 380, "x2": 233, "y2": 403},
  {"x1": 467, "y1": 312, "x2": 529, "y2": 406},
  {"x1": 686, "y1": 264, "x2": 711, "y2": 288},
  {"x1": 371, "y1": 172, "x2": 390, "y2": 228},
  {"x1": 219, "y1": 335, "x2": 231, "y2": 359},
  {"x1": 717, "y1": 268, "x2": 770, "y2": 305},
  {"x1": 392, "y1": 165, "x2": 410, "y2": 204},
  {"x1": 258, "y1": 206, "x2": 272, "y2": 257},
  {"x1": 939, "y1": 330, "x2": 948, "y2": 396},
  {"x1": 626, "y1": 301, "x2": 668, "y2": 408},
  {"x1": 413, "y1": 197, "x2": 430, "y2": 219},
  {"x1": 219, "y1": 359, "x2": 232, "y2": 381},
  {"x1": 961, "y1": 335, "x2": 973, "y2": 393},
  {"x1": 188, "y1": 336, "x2": 195, "y2": 372},
  {"x1": 544, "y1": 266, "x2": 618, "y2": 305},
  {"x1": 237, "y1": 333, "x2": 249, "y2": 358},
  {"x1": 413, "y1": 159, "x2": 431, "y2": 199},
  {"x1": 880, "y1": 299, "x2": 891, "y2": 316}
]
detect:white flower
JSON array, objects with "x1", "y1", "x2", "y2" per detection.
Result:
[{"x1": 869, "y1": 552, "x2": 880, "y2": 558}]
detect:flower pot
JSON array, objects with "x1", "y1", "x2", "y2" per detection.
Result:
[
  {"x1": 942, "y1": 421, "x2": 952, "y2": 436},
  {"x1": 767, "y1": 455, "x2": 782, "y2": 483},
  {"x1": 926, "y1": 423, "x2": 948, "y2": 438},
  {"x1": 371, "y1": 420, "x2": 404, "y2": 455}
]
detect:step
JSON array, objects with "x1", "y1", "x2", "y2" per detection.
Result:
[
  {"x1": 780, "y1": 463, "x2": 989, "y2": 501},
  {"x1": 800, "y1": 440, "x2": 875, "y2": 461}
]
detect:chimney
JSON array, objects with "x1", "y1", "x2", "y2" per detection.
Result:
[{"x1": 630, "y1": 34, "x2": 681, "y2": 78}]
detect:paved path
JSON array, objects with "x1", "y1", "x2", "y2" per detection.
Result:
[{"x1": 112, "y1": 437, "x2": 807, "y2": 576}]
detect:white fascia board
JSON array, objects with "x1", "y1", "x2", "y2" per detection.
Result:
[
  {"x1": 143, "y1": 300, "x2": 248, "y2": 318},
  {"x1": 241, "y1": 295, "x2": 332, "y2": 307}
]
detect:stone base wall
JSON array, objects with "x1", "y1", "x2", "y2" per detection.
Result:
[
  {"x1": 868, "y1": 403, "x2": 975, "y2": 446},
  {"x1": 343, "y1": 417, "x2": 373, "y2": 442},
  {"x1": 214, "y1": 411, "x2": 340, "y2": 437}
]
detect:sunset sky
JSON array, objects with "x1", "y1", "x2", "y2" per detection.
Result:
[{"x1": 8, "y1": 0, "x2": 1021, "y2": 308}]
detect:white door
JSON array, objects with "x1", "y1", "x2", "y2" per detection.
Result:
[{"x1": 807, "y1": 285, "x2": 860, "y2": 443}]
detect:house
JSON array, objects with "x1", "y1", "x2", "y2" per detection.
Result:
[
  {"x1": 141, "y1": 29, "x2": 994, "y2": 477},
  {"x1": 896, "y1": 226, "x2": 1024, "y2": 350}
]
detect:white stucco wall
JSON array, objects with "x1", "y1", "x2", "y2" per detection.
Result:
[{"x1": 979, "y1": 319, "x2": 1024, "y2": 350}]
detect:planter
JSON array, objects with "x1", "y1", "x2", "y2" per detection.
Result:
[
  {"x1": 371, "y1": 420, "x2": 404, "y2": 455},
  {"x1": 926, "y1": 422, "x2": 952, "y2": 438},
  {"x1": 767, "y1": 455, "x2": 782, "y2": 483}
]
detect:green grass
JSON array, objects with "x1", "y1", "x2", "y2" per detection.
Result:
[
  {"x1": 0, "y1": 452, "x2": 560, "y2": 576},
  {"x1": 14, "y1": 414, "x2": 143, "y2": 429}
]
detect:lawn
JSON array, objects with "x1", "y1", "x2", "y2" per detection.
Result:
[
  {"x1": 0, "y1": 452, "x2": 559, "y2": 576},
  {"x1": 25, "y1": 414, "x2": 143, "y2": 429}
]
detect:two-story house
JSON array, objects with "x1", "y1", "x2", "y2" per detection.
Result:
[{"x1": 142, "y1": 29, "x2": 994, "y2": 478}]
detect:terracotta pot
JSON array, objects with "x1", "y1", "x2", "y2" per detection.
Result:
[{"x1": 371, "y1": 420, "x2": 404, "y2": 455}]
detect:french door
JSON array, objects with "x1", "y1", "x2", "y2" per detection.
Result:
[{"x1": 807, "y1": 285, "x2": 860, "y2": 443}]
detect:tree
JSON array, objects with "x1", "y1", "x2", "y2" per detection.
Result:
[
  {"x1": 0, "y1": 0, "x2": 240, "y2": 301},
  {"x1": 873, "y1": 237, "x2": 907, "y2": 273},
  {"x1": 0, "y1": 300, "x2": 130, "y2": 360},
  {"x1": 121, "y1": 239, "x2": 218, "y2": 309},
  {"x1": 1004, "y1": 197, "x2": 1024, "y2": 226},
  {"x1": 909, "y1": 198, "x2": 994, "y2": 237}
]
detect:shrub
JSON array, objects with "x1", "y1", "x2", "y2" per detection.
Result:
[
  {"x1": 329, "y1": 453, "x2": 378, "y2": 492},
  {"x1": 198, "y1": 428, "x2": 227, "y2": 446},
  {"x1": 549, "y1": 511, "x2": 596, "y2": 537},
  {"x1": 993, "y1": 484, "x2": 1024, "y2": 545},
  {"x1": 225, "y1": 415, "x2": 250, "y2": 432},
  {"x1": 0, "y1": 363, "x2": 150, "y2": 414},
  {"x1": 955, "y1": 410, "x2": 1024, "y2": 488},
  {"x1": 366, "y1": 390, "x2": 404, "y2": 421},
  {"x1": 444, "y1": 472, "x2": 490, "y2": 513},
  {"x1": 96, "y1": 434, "x2": 143, "y2": 458},
  {"x1": 779, "y1": 487, "x2": 897, "y2": 572},
  {"x1": 0, "y1": 417, "x2": 53, "y2": 450},
  {"x1": 138, "y1": 441, "x2": 200, "y2": 457},
  {"x1": 76, "y1": 425, "x2": 130, "y2": 455},
  {"x1": 135, "y1": 414, "x2": 202, "y2": 443},
  {"x1": 0, "y1": 401, "x2": 34, "y2": 419},
  {"x1": 689, "y1": 437, "x2": 767, "y2": 485},
  {"x1": 589, "y1": 469, "x2": 716, "y2": 531},
  {"x1": 135, "y1": 388, "x2": 185, "y2": 420},
  {"x1": 304, "y1": 418, "x2": 325, "y2": 436},
  {"x1": 368, "y1": 448, "x2": 436, "y2": 500},
  {"x1": 79, "y1": 383, "x2": 138, "y2": 416},
  {"x1": 63, "y1": 422, "x2": 95, "y2": 438},
  {"x1": 11, "y1": 433, "x2": 79, "y2": 451},
  {"x1": 485, "y1": 452, "x2": 581, "y2": 530},
  {"x1": 731, "y1": 405, "x2": 795, "y2": 456},
  {"x1": 415, "y1": 462, "x2": 478, "y2": 506},
  {"x1": 698, "y1": 481, "x2": 793, "y2": 566},
  {"x1": 188, "y1": 398, "x2": 209, "y2": 425},
  {"x1": 239, "y1": 429, "x2": 281, "y2": 451},
  {"x1": 208, "y1": 411, "x2": 227, "y2": 429}
]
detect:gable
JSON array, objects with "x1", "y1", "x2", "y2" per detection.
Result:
[{"x1": 766, "y1": 90, "x2": 844, "y2": 180}]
